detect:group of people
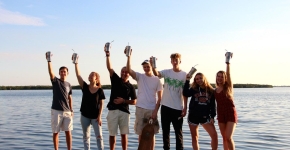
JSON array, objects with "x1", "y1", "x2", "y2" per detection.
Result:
[{"x1": 46, "y1": 45, "x2": 237, "y2": 150}]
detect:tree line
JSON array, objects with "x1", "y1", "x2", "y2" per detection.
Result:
[{"x1": 0, "y1": 84, "x2": 272, "y2": 90}]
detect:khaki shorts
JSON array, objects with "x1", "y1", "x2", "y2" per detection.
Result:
[
  {"x1": 106, "y1": 110, "x2": 130, "y2": 136},
  {"x1": 51, "y1": 109, "x2": 73, "y2": 133},
  {"x1": 134, "y1": 107, "x2": 160, "y2": 135}
]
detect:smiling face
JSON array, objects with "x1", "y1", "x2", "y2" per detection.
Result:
[
  {"x1": 216, "y1": 71, "x2": 226, "y2": 86},
  {"x1": 194, "y1": 74, "x2": 204, "y2": 86},
  {"x1": 120, "y1": 67, "x2": 130, "y2": 81},
  {"x1": 59, "y1": 68, "x2": 68, "y2": 80},
  {"x1": 142, "y1": 63, "x2": 152, "y2": 74}
]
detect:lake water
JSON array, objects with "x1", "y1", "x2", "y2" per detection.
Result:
[{"x1": 0, "y1": 88, "x2": 289, "y2": 150}]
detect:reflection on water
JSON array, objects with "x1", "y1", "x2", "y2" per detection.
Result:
[{"x1": 0, "y1": 88, "x2": 290, "y2": 150}]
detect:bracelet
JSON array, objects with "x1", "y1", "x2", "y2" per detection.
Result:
[
  {"x1": 106, "y1": 54, "x2": 110, "y2": 57},
  {"x1": 48, "y1": 61, "x2": 51, "y2": 62}
]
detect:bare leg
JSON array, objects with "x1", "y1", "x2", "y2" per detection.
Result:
[
  {"x1": 225, "y1": 122, "x2": 236, "y2": 150},
  {"x1": 53, "y1": 133, "x2": 59, "y2": 150},
  {"x1": 65, "y1": 131, "x2": 72, "y2": 150},
  {"x1": 189, "y1": 124, "x2": 199, "y2": 150},
  {"x1": 121, "y1": 134, "x2": 128, "y2": 150},
  {"x1": 202, "y1": 123, "x2": 218, "y2": 150},
  {"x1": 109, "y1": 136, "x2": 116, "y2": 150},
  {"x1": 218, "y1": 123, "x2": 228, "y2": 150}
]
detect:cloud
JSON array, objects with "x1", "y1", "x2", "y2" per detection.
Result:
[{"x1": 0, "y1": 7, "x2": 45, "y2": 26}]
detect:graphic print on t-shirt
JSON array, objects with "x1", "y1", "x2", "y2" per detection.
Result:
[
  {"x1": 194, "y1": 92, "x2": 209, "y2": 105},
  {"x1": 164, "y1": 77, "x2": 184, "y2": 92}
]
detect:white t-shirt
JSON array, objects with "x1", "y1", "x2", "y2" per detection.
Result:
[
  {"x1": 159, "y1": 69, "x2": 186, "y2": 110},
  {"x1": 135, "y1": 72, "x2": 163, "y2": 110}
]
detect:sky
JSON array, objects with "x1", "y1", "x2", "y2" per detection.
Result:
[{"x1": 0, "y1": 0, "x2": 289, "y2": 86}]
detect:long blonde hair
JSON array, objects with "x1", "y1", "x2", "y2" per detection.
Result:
[
  {"x1": 215, "y1": 71, "x2": 233, "y2": 99},
  {"x1": 191, "y1": 73, "x2": 214, "y2": 94}
]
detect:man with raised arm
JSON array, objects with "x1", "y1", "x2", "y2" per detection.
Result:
[
  {"x1": 45, "y1": 52, "x2": 73, "y2": 150},
  {"x1": 151, "y1": 53, "x2": 187, "y2": 150},
  {"x1": 126, "y1": 50, "x2": 163, "y2": 150},
  {"x1": 104, "y1": 46, "x2": 137, "y2": 150}
]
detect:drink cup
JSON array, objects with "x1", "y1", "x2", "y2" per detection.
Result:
[
  {"x1": 151, "y1": 57, "x2": 157, "y2": 68},
  {"x1": 125, "y1": 46, "x2": 131, "y2": 57},
  {"x1": 72, "y1": 53, "x2": 78, "y2": 64},
  {"x1": 225, "y1": 52, "x2": 233, "y2": 63},
  {"x1": 46, "y1": 51, "x2": 51, "y2": 62},
  {"x1": 105, "y1": 42, "x2": 110, "y2": 52},
  {"x1": 188, "y1": 67, "x2": 197, "y2": 77}
]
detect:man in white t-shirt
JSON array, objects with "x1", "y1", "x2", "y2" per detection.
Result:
[
  {"x1": 126, "y1": 50, "x2": 163, "y2": 150},
  {"x1": 151, "y1": 53, "x2": 187, "y2": 150}
]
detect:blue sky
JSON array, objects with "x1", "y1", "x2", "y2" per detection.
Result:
[{"x1": 0, "y1": 0, "x2": 289, "y2": 86}]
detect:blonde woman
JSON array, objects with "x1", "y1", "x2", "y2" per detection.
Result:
[
  {"x1": 183, "y1": 73, "x2": 218, "y2": 150},
  {"x1": 215, "y1": 59, "x2": 237, "y2": 150}
]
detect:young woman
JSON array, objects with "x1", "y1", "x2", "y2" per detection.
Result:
[
  {"x1": 215, "y1": 58, "x2": 237, "y2": 150},
  {"x1": 183, "y1": 73, "x2": 218, "y2": 150},
  {"x1": 74, "y1": 56, "x2": 105, "y2": 150}
]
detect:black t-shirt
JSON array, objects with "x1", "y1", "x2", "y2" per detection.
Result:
[
  {"x1": 107, "y1": 71, "x2": 137, "y2": 114},
  {"x1": 80, "y1": 81, "x2": 105, "y2": 119},
  {"x1": 51, "y1": 77, "x2": 72, "y2": 111}
]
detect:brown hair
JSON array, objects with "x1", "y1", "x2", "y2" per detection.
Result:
[
  {"x1": 191, "y1": 73, "x2": 214, "y2": 94},
  {"x1": 170, "y1": 53, "x2": 181, "y2": 60},
  {"x1": 59, "y1": 66, "x2": 68, "y2": 72},
  {"x1": 215, "y1": 71, "x2": 233, "y2": 99}
]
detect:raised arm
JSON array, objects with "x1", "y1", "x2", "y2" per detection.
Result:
[
  {"x1": 46, "y1": 52, "x2": 55, "y2": 80},
  {"x1": 182, "y1": 74, "x2": 193, "y2": 117},
  {"x1": 126, "y1": 49, "x2": 137, "y2": 80},
  {"x1": 74, "y1": 62, "x2": 84, "y2": 88},
  {"x1": 150, "y1": 57, "x2": 162, "y2": 78},
  {"x1": 182, "y1": 74, "x2": 193, "y2": 97},
  {"x1": 226, "y1": 63, "x2": 233, "y2": 89},
  {"x1": 105, "y1": 46, "x2": 114, "y2": 77}
]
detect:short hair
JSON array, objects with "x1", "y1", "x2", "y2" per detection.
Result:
[
  {"x1": 59, "y1": 66, "x2": 68, "y2": 72},
  {"x1": 170, "y1": 53, "x2": 181, "y2": 60}
]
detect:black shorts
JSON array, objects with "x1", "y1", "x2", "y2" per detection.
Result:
[{"x1": 187, "y1": 113, "x2": 210, "y2": 126}]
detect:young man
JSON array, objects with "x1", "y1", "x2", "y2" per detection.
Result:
[
  {"x1": 126, "y1": 50, "x2": 163, "y2": 150},
  {"x1": 104, "y1": 47, "x2": 137, "y2": 150},
  {"x1": 45, "y1": 52, "x2": 73, "y2": 150},
  {"x1": 151, "y1": 53, "x2": 187, "y2": 150}
]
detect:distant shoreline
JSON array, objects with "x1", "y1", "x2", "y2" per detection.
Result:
[{"x1": 0, "y1": 84, "x2": 276, "y2": 90}]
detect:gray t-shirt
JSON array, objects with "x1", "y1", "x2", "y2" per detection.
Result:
[{"x1": 51, "y1": 77, "x2": 72, "y2": 111}]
